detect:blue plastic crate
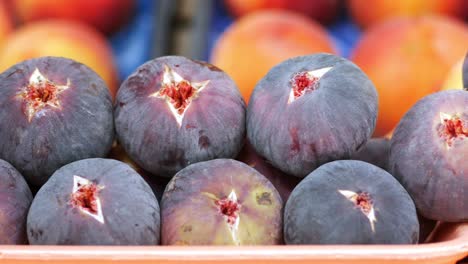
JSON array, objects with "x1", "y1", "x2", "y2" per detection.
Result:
[{"x1": 110, "y1": 0, "x2": 156, "y2": 82}]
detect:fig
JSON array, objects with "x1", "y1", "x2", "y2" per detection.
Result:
[
  {"x1": 284, "y1": 160, "x2": 419, "y2": 245},
  {"x1": 115, "y1": 56, "x2": 246, "y2": 178},
  {"x1": 161, "y1": 159, "x2": 283, "y2": 245},
  {"x1": 0, "y1": 57, "x2": 114, "y2": 187},
  {"x1": 27, "y1": 158, "x2": 160, "y2": 245},
  {"x1": 247, "y1": 53, "x2": 378, "y2": 178},
  {"x1": 389, "y1": 90, "x2": 467, "y2": 221},
  {"x1": 0, "y1": 160, "x2": 33, "y2": 244}
]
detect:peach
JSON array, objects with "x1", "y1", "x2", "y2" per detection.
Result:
[
  {"x1": 0, "y1": 0, "x2": 13, "y2": 48},
  {"x1": 348, "y1": 0, "x2": 467, "y2": 29},
  {"x1": 351, "y1": 16, "x2": 468, "y2": 136},
  {"x1": 441, "y1": 55, "x2": 466, "y2": 90},
  {"x1": 225, "y1": 0, "x2": 340, "y2": 24},
  {"x1": 10, "y1": 0, "x2": 135, "y2": 34},
  {"x1": 0, "y1": 20, "x2": 118, "y2": 99},
  {"x1": 210, "y1": 10, "x2": 336, "y2": 104}
]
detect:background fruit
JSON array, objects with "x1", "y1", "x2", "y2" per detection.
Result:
[
  {"x1": 284, "y1": 160, "x2": 419, "y2": 245},
  {"x1": 348, "y1": 0, "x2": 467, "y2": 28},
  {"x1": 115, "y1": 56, "x2": 246, "y2": 178},
  {"x1": 389, "y1": 90, "x2": 467, "y2": 221},
  {"x1": 211, "y1": 10, "x2": 336, "y2": 104},
  {"x1": 27, "y1": 158, "x2": 160, "y2": 245},
  {"x1": 10, "y1": 0, "x2": 135, "y2": 34},
  {"x1": 441, "y1": 57, "x2": 465, "y2": 91},
  {"x1": 161, "y1": 159, "x2": 283, "y2": 245},
  {"x1": 247, "y1": 53, "x2": 377, "y2": 178},
  {"x1": 0, "y1": 1, "x2": 13, "y2": 49},
  {"x1": 0, "y1": 20, "x2": 118, "y2": 98},
  {"x1": 351, "y1": 15, "x2": 468, "y2": 136},
  {"x1": 0, "y1": 160, "x2": 33, "y2": 244},
  {"x1": 0, "y1": 57, "x2": 114, "y2": 187},
  {"x1": 225, "y1": 0, "x2": 340, "y2": 24}
]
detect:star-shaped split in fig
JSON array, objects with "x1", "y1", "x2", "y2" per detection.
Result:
[
  {"x1": 338, "y1": 189, "x2": 377, "y2": 232},
  {"x1": 16, "y1": 68, "x2": 71, "y2": 122},
  {"x1": 70, "y1": 175, "x2": 105, "y2": 224},
  {"x1": 203, "y1": 189, "x2": 242, "y2": 245},
  {"x1": 149, "y1": 65, "x2": 210, "y2": 127},
  {"x1": 288, "y1": 66, "x2": 332, "y2": 104},
  {"x1": 438, "y1": 112, "x2": 468, "y2": 148}
]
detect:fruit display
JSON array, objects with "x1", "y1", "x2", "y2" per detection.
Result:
[
  {"x1": 115, "y1": 56, "x2": 246, "y2": 178},
  {"x1": 210, "y1": 10, "x2": 336, "y2": 103},
  {"x1": 284, "y1": 160, "x2": 419, "y2": 244},
  {"x1": 247, "y1": 53, "x2": 377, "y2": 178},
  {"x1": 27, "y1": 158, "x2": 160, "y2": 245},
  {"x1": 0, "y1": 57, "x2": 114, "y2": 188},
  {"x1": 0, "y1": 1, "x2": 466, "y2": 263}
]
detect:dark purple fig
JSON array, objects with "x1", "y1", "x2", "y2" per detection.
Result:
[
  {"x1": 0, "y1": 159, "x2": 33, "y2": 244},
  {"x1": 284, "y1": 160, "x2": 419, "y2": 245},
  {"x1": 247, "y1": 53, "x2": 378, "y2": 178},
  {"x1": 389, "y1": 90, "x2": 467, "y2": 222},
  {"x1": 115, "y1": 56, "x2": 246, "y2": 178},
  {"x1": 27, "y1": 158, "x2": 160, "y2": 245},
  {"x1": 0, "y1": 57, "x2": 114, "y2": 188}
]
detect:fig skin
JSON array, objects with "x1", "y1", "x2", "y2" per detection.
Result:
[
  {"x1": 0, "y1": 159, "x2": 33, "y2": 244},
  {"x1": 0, "y1": 57, "x2": 114, "y2": 187},
  {"x1": 389, "y1": 90, "x2": 467, "y2": 222},
  {"x1": 115, "y1": 56, "x2": 246, "y2": 178},
  {"x1": 107, "y1": 142, "x2": 170, "y2": 202},
  {"x1": 247, "y1": 53, "x2": 378, "y2": 178},
  {"x1": 350, "y1": 138, "x2": 390, "y2": 171},
  {"x1": 284, "y1": 160, "x2": 419, "y2": 245},
  {"x1": 27, "y1": 158, "x2": 160, "y2": 245},
  {"x1": 236, "y1": 139, "x2": 301, "y2": 202},
  {"x1": 161, "y1": 159, "x2": 283, "y2": 245}
]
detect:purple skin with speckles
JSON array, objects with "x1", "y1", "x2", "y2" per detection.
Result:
[
  {"x1": 115, "y1": 56, "x2": 246, "y2": 178},
  {"x1": 0, "y1": 57, "x2": 114, "y2": 188},
  {"x1": 284, "y1": 160, "x2": 419, "y2": 245},
  {"x1": 0, "y1": 160, "x2": 33, "y2": 244},
  {"x1": 247, "y1": 53, "x2": 378, "y2": 178},
  {"x1": 389, "y1": 90, "x2": 467, "y2": 222},
  {"x1": 27, "y1": 158, "x2": 160, "y2": 245}
]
